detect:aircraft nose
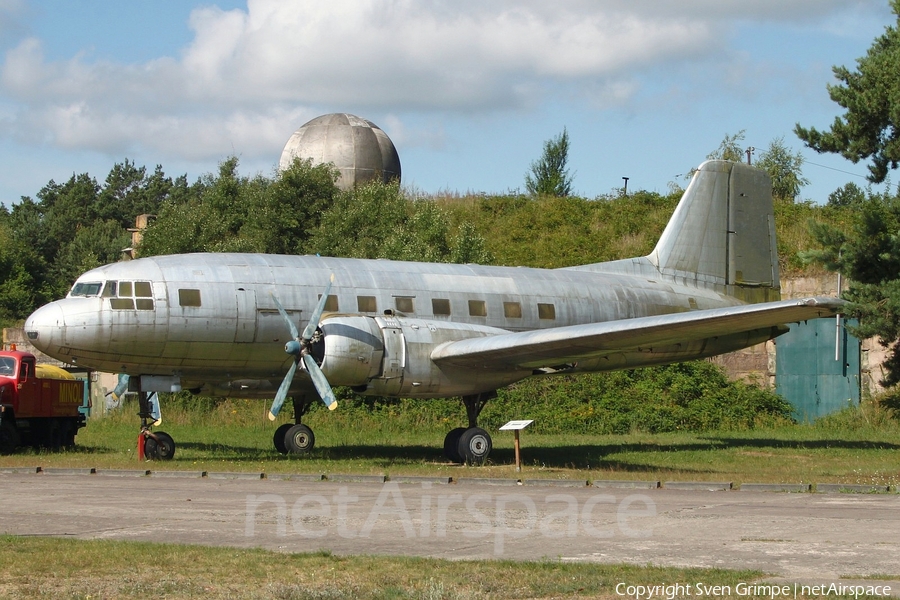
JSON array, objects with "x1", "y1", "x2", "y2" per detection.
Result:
[{"x1": 24, "y1": 302, "x2": 64, "y2": 353}]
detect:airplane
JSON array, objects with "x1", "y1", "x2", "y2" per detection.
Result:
[{"x1": 23, "y1": 160, "x2": 844, "y2": 464}]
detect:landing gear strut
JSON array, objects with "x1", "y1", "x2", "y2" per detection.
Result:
[
  {"x1": 443, "y1": 392, "x2": 495, "y2": 465},
  {"x1": 136, "y1": 392, "x2": 175, "y2": 461},
  {"x1": 273, "y1": 395, "x2": 317, "y2": 456}
]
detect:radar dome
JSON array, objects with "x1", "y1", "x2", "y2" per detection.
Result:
[{"x1": 279, "y1": 113, "x2": 401, "y2": 191}]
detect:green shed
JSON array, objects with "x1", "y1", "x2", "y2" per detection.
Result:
[{"x1": 775, "y1": 317, "x2": 861, "y2": 422}]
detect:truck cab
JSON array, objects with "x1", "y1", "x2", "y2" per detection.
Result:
[{"x1": 0, "y1": 349, "x2": 87, "y2": 454}]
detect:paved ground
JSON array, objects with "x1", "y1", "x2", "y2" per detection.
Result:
[{"x1": 2, "y1": 472, "x2": 899, "y2": 594}]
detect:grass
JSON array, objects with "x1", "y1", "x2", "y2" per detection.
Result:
[
  {"x1": 2, "y1": 397, "x2": 899, "y2": 486},
  {"x1": 3, "y1": 400, "x2": 900, "y2": 598},
  {"x1": 0, "y1": 535, "x2": 772, "y2": 599}
]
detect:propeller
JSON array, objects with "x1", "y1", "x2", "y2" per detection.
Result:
[{"x1": 268, "y1": 274, "x2": 337, "y2": 420}]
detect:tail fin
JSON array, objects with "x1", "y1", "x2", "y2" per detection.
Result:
[
  {"x1": 649, "y1": 160, "x2": 779, "y2": 302},
  {"x1": 571, "y1": 160, "x2": 780, "y2": 303}
]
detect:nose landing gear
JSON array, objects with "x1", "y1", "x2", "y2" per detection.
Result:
[{"x1": 136, "y1": 391, "x2": 175, "y2": 461}]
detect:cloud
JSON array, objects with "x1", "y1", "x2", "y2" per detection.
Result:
[{"x1": 0, "y1": 0, "x2": 885, "y2": 162}]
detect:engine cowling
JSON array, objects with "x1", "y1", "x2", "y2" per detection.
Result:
[{"x1": 319, "y1": 315, "x2": 530, "y2": 397}]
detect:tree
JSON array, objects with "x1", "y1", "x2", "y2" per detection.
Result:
[
  {"x1": 803, "y1": 188, "x2": 900, "y2": 386},
  {"x1": 757, "y1": 137, "x2": 809, "y2": 202},
  {"x1": 525, "y1": 128, "x2": 573, "y2": 197},
  {"x1": 827, "y1": 182, "x2": 866, "y2": 208},
  {"x1": 795, "y1": 0, "x2": 900, "y2": 183},
  {"x1": 138, "y1": 157, "x2": 340, "y2": 257},
  {"x1": 707, "y1": 130, "x2": 747, "y2": 163}
]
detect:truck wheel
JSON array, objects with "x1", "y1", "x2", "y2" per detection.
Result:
[
  {"x1": 144, "y1": 431, "x2": 176, "y2": 460},
  {"x1": 0, "y1": 421, "x2": 20, "y2": 455}
]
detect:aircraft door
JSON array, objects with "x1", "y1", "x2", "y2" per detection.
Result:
[{"x1": 374, "y1": 316, "x2": 405, "y2": 394}]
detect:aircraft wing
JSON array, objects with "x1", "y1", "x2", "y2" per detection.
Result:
[{"x1": 430, "y1": 297, "x2": 845, "y2": 370}]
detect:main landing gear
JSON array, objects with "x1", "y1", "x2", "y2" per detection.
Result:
[
  {"x1": 270, "y1": 391, "x2": 497, "y2": 465},
  {"x1": 443, "y1": 392, "x2": 495, "y2": 465},
  {"x1": 273, "y1": 396, "x2": 317, "y2": 455},
  {"x1": 136, "y1": 392, "x2": 175, "y2": 461}
]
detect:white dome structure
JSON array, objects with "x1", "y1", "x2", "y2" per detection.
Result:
[{"x1": 279, "y1": 113, "x2": 401, "y2": 191}]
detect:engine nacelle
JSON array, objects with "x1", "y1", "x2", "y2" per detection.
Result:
[{"x1": 319, "y1": 315, "x2": 530, "y2": 397}]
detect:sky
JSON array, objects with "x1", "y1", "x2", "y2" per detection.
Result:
[{"x1": 0, "y1": 0, "x2": 895, "y2": 208}]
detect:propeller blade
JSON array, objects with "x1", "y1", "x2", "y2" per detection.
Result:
[
  {"x1": 270, "y1": 294, "x2": 300, "y2": 340},
  {"x1": 268, "y1": 360, "x2": 298, "y2": 421},
  {"x1": 268, "y1": 276, "x2": 337, "y2": 420},
  {"x1": 302, "y1": 274, "x2": 334, "y2": 341},
  {"x1": 303, "y1": 353, "x2": 337, "y2": 411}
]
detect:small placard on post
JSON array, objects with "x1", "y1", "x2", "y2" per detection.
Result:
[{"x1": 499, "y1": 420, "x2": 533, "y2": 472}]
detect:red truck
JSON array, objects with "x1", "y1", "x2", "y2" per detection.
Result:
[{"x1": 0, "y1": 349, "x2": 87, "y2": 454}]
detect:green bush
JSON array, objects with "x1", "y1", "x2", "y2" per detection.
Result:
[{"x1": 261, "y1": 361, "x2": 795, "y2": 436}]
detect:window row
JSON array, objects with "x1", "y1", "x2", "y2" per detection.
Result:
[
  {"x1": 106, "y1": 281, "x2": 154, "y2": 311},
  {"x1": 128, "y1": 287, "x2": 559, "y2": 320},
  {"x1": 325, "y1": 295, "x2": 556, "y2": 320}
]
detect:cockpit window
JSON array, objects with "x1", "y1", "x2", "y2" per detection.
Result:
[
  {"x1": 70, "y1": 282, "x2": 102, "y2": 297},
  {"x1": 107, "y1": 280, "x2": 155, "y2": 310}
]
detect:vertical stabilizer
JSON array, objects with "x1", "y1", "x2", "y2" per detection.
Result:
[{"x1": 649, "y1": 160, "x2": 780, "y2": 302}]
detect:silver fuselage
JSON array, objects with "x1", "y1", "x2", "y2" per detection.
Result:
[{"x1": 25, "y1": 252, "x2": 746, "y2": 397}]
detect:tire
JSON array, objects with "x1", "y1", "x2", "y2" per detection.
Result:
[
  {"x1": 46, "y1": 419, "x2": 63, "y2": 450},
  {"x1": 0, "y1": 421, "x2": 19, "y2": 455},
  {"x1": 144, "y1": 431, "x2": 176, "y2": 460},
  {"x1": 273, "y1": 423, "x2": 293, "y2": 455},
  {"x1": 443, "y1": 427, "x2": 467, "y2": 463},
  {"x1": 457, "y1": 427, "x2": 492, "y2": 466},
  {"x1": 285, "y1": 424, "x2": 315, "y2": 455}
]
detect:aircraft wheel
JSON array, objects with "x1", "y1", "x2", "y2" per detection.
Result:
[
  {"x1": 145, "y1": 431, "x2": 176, "y2": 460},
  {"x1": 443, "y1": 427, "x2": 466, "y2": 463},
  {"x1": 0, "y1": 421, "x2": 20, "y2": 455},
  {"x1": 285, "y1": 424, "x2": 315, "y2": 455},
  {"x1": 273, "y1": 423, "x2": 293, "y2": 455},
  {"x1": 458, "y1": 427, "x2": 492, "y2": 466}
]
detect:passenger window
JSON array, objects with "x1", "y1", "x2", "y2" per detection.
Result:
[
  {"x1": 179, "y1": 289, "x2": 202, "y2": 307},
  {"x1": 319, "y1": 294, "x2": 338, "y2": 312},
  {"x1": 432, "y1": 298, "x2": 451, "y2": 315},
  {"x1": 134, "y1": 281, "x2": 152, "y2": 297},
  {"x1": 395, "y1": 297, "x2": 414, "y2": 313},
  {"x1": 538, "y1": 303, "x2": 556, "y2": 320},
  {"x1": 503, "y1": 302, "x2": 522, "y2": 318},
  {"x1": 468, "y1": 300, "x2": 487, "y2": 317},
  {"x1": 357, "y1": 296, "x2": 377, "y2": 312},
  {"x1": 119, "y1": 281, "x2": 133, "y2": 297}
]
